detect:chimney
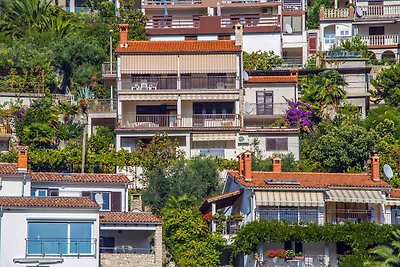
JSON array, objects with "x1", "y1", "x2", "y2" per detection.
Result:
[
  {"x1": 237, "y1": 153, "x2": 244, "y2": 176},
  {"x1": 243, "y1": 151, "x2": 252, "y2": 181},
  {"x1": 371, "y1": 152, "x2": 380, "y2": 182},
  {"x1": 272, "y1": 157, "x2": 282, "y2": 173},
  {"x1": 16, "y1": 146, "x2": 28, "y2": 173},
  {"x1": 119, "y1": 24, "x2": 129, "y2": 47},
  {"x1": 234, "y1": 23, "x2": 243, "y2": 47}
]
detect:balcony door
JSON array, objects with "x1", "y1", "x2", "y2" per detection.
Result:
[{"x1": 256, "y1": 91, "x2": 273, "y2": 115}]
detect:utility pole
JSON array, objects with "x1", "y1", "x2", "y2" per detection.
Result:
[
  {"x1": 110, "y1": 29, "x2": 114, "y2": 110},
  {"x1": 81, "y1": 112, "x2": 88, "y2": 173}
]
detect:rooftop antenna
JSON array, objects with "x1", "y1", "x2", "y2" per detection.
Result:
[
  {"x1": 356, "y1": 6, "x2": 363, "y2": 17},
  {"x1": 384, "y1": 164, "x2": 394, "y2": 180},
  {"x1": 94, "y1": 193, "x2": 104, "y2": 206},
  {"x1": 285, "y1": 24, "x2": 293, "y2": 34}
]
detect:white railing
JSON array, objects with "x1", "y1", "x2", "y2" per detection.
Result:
[
  {"x1": 146, "y1": 17, "x2": 199, "y2": 29},
  {"x1": 323, "y1": 8, "x2": 350, "y2": 19},
  {"x1": 143, "y1": 0, "x2": 201, "y2": 5},
  {"x1": 360, "y1": 5, "x2": 400, "y2": 18},
  {"x1": 220, "y1": 15, "x2": 280, "y2": 28},
  {"x1": 282, "y1": 0, "x2": 303, "y2": 11},
  {"x1": 102, "y1": 62, "x2": 116, "y2": 76},
  {"x1": 222, "y1": 0, "x2": 280, "y2": 3},
  {"x1": 360, "y1": 34, "x2": 400, "y2": 47}
]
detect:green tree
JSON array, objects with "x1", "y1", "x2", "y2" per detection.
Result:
[
  {"x1": 88, "y1": 126, "x2": 114, "y2": 154},
  {"x1": 306, "y1": 0, "x2": 333, "y2": 29},
  {"x1": 340, "y1": 36, "x2": 370, "y2": 60},
  {"x1": 371, "y1": 63, "x2": 400, "y2": 106},
  {"x1": 364, "y1": 230, "x2": 400, "y2": 266},
  {"x1": 301, "y1": 70, "x2": 348, "y2": 120},
  {"x1": 161, "y1": 195, "x2": 224, "y2": 267},
  {"x1": 243, "y1": 50, "x2": 283, "y2": 70},
  {"x1": 143, "y1": 156, "x2": 221, "y2": 212}
]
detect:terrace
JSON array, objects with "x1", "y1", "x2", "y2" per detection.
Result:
[{"x1": 320, "y1": 5, "x2": 400, "y2": 20}]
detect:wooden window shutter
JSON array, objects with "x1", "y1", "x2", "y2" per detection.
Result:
[
  {"x1": 111, "y1": 192, "x2": 122, "y2": 212},
  {"x1": 82, "y1": 191, "x2": 91, "y2": 198}
]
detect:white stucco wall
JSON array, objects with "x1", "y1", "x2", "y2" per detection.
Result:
[
  {"x1": 242, "y1": 33, "x2": 281, "y2": 54},
  {"x1": 0, "y1": 175, "x2": 31, "y2": 197},
  {"x1": 0, "y1": 208, "x2": 99, "y2": 267}
]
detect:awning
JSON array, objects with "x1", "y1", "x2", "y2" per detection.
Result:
[
  {"x1": 325, "y1": 189, "x2": 384, "y2": 204},
  {"x1": 255, "y1": 191, "x2": 325, "y2": 207},
  {"x1": 192, "y1": 133, "x2": 236, "y2": 141},
  {"x1": 386, "y1": 199, "x2": 400, "y2": 206}
]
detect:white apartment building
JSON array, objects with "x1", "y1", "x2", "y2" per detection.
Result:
[
  {"x1": 112, "y1": 24, "x2": 300, "y2": 160},
  {"x1": 319, "y1": 0, "x2": 400, "y2": 61},
  {"x1": 201, "y1": 151, "x2": 400, "y2": 267},
  {"x1": 0, "y1": 148, "x2": 163, "y2": 267}
]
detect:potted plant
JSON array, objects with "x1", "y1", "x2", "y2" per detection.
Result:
[
  {"x1": 295, "y1": 252, "x2": 305, "y2": 259},
  {"x1": 266, "y1": 250, "x2": 279, "y2": 258},
  {"x1": 230, "y1": 213, "x2": 244, "y2": 222},
  {"x1": 202, "y1": 213, "x2": 212, "y2": 221},
  {"x1": 285, "y1": 250, "x2": 295, "y2": 260}
]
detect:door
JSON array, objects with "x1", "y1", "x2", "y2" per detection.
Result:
[{"x1": 256, "y1": 91, "x2": 273, "y2": 115}]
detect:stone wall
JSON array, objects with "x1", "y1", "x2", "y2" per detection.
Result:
[{"x1": 101, "y1": 253, "x2": 158, "y2": 267}]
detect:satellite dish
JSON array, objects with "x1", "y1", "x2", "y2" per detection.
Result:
[
  {"x1": 285, "y1": 24, "x2": 293, "y2": 34},
  {"x1": 356, "y1": 7, "x2": 363, "y2": 17},
  {"x1": 244, "y1": 102, "x2": 253, "y2": 114},
  {"x1": 384, "y1": 164, "x2": 394, "y2": 180},
  {"x1": 94, "y1": 193, "x2": 104, "y2": 205},
  {"x1": 243, "y1": 71, "x2": 249, "y2": 81}
]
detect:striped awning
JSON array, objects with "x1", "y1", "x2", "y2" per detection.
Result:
[
  {"x1": 326, "y1": 189, "x2": 384, "y2": 204},
  {"x1": 255, "y1": 191, "x2": 325, "y2": 207},
  {"x1": 386, "y1": 199, "x2": 400, "y2": 206},
  {"x1": 192, "y1": 133, "x2": 236, "y2": 141}
]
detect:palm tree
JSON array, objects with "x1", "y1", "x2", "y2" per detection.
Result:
[
  {"x1": 58, "y1": 101, "x2": 79, "y2": 124},
  {"x1": 364, "y1": 230, "x2": 400, "y2": 267},
  {"x1": 301, "y1": 70, "x2": 348, "y2": 120}
]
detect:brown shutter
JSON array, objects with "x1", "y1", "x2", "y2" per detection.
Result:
[
  {"x1": 82, "y1": 191, "x2": 91, "y2": 198},
  {"x1": 111, "y1": 192, "x2": 122, "y2": 212}
]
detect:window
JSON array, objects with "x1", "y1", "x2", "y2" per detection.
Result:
[
  {"x1": 369, "y1": 26, "x2": 384, "y2": 36},
  {"x1": 392, "y1": 207, "x2": 400, "y2": 225},
  {"x1": 339, "y1": 30, "x2": 350, "y2": 36},
  {"x1": 259, "y1": 207, "x2": 318, "y2": 223},
  {"x1": 91, "y1": 192, "x2": 111, "y2": 211},
  {"x1": 283, "y1": 16, "x2": 302, "y2": 33},
  {"x1": 185, "y1": 35, "x2": 197, "y2": 40},
  {"x1": 256, "y1": 91, "x2": 273, "y2": 115},
  {"x1": 266, "y1": 138, "x2": 288, "y2": 151},
  {"x1": 27, "y1": 222, "x2": 93, "y2": 256},
  {"x1": 324, "y1": 33, "x2": 336, "y2": 44},
  {"x1": 31, "y1": 189, "x2": 47, "y2": 197}
]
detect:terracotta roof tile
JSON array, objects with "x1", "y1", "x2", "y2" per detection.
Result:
[
  {"x1": 115, "y1": 40, "x2": 241, "y2": 53},
  {"x1": 32, "y1": 172, "x2": 130, "y2": 183},
  {"x1": 389, "y1": 189, "x2": 400, "y2": 199},
  {"x1": 241, "y1": 128, "x2": 300, "y2": 133},
  {"x1": 100, "y1": 212, "x2": 161, "y2": 224},
  {"x1": 0, "y1": 163, "x2": 29, "y2": 175},
  {"x1": 229, "y1": 171, "x2": 391, "y2": 189},
  {"x1": 247, "y1": 76, "x2": 298, "y2": 83},
  {"x1": 0, "y1": 197, "x2": 99, "y2": 208}
]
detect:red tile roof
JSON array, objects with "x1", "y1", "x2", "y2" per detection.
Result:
[
  {"x1": 241, "y1": 128, "x2": 300, "y2": 134},
  {"x1": 100, "y1": 212, "x2": 161, "y2": 224},
  {"x1": 115, "y1": 40, "x2": 241, "y2": 53},
  {"x1": 229, "y1": 171, "x2": 391, "y2": 189},
  {"x1": 0, "y1": 197, "x2": 99, "y2": 208},
  {"x1": 32, "y1": 172, "x2": 130, "y2": 184},
  {"x1": 0, "y1": 163, "x2": 27, "y2": 175},
  {"x1": 247, "y1": 76, "x2": 298, "y2": 83},
  {"x1": 389, "y1": 189, "x2": 400, "y2": 199}
]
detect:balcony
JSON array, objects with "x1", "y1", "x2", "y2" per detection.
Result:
[
  {"x1": 200, "y1": 148, "x2": 226, "y2": 158},
  {"x1": 100, "y1": 246, "x2": 152, "y2": 254},
  {"x1": 320, "y1": 7, "x2": 353, "y2": 20},
  {"x1": 87, "y1": 99, "x2": 116, "y2": 113},
  {"x1": 121, "y1": 114, "x2": 240, "y2": 129},
  {"x1": 143, "y1": 0, "x2": 201, "y2": 5},
  {"x1": 244, "y1": 103, "x2": 289, "y2": 116},
  {"x1": 360, "y1": 34, "x2": 400, "y2": 48},
  {"x1": 321, "y1": 5, "x2": 400, "y2": 20},
  {"x1": 121, "y1": 75, "x2": 237, "y2": 91},
  {"x1": 327, "y1": 210, "x2": 372, "y2": 224},
  {"x1": 146, "y1": 15, "x2": 280, "y2": 35},
  {"x1": 102, "y1": 62, "x2": 116, "y2": 78},
  {"x1": 0, "y1": 122, "x2": 12, "y2": 136},
  {"x1": 264, "y1": 255, "x2": 328, "y2": 267},
  {"x1": 26, "y1": 238, "x2": 97, "y2": 257},
  {"x1": 282, "y1": 0, "x2": 303, "y2": 11}
]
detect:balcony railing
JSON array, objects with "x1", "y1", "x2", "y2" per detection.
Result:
[
  {"x1": 211, "y1": 220, "x2": 241, "y2": 235},
  {"x1": 143, "y1": 0, "x2": 201, "y2": 5},
  {"x1": 87, "y1": 99, "x2": 116, "y2": 113},
  {"x1": 327, "y1": 210, "x2": 372, "y2": 224},
  {"x1": 360, "y1": 5, "x2": 400, "y2": 18},
  {"x1": 321, "y1": 7, "x2": 351, "y2": 19},
  {"x1": 360, "y1": 34, "x2": 400, "y2": 47},
  {"x1": 264, "y1": 255, "x2": 328, "y2": 267},
  {"x1": 102, "y1": 62, "x2": 116, "y2": 76},
  {"x1": 0, "y1": 122, "x2": 12, "y2": 135},
  {"x1": 222, "y1": 0, "x2": 280, "y2": 4},
  {"x1": 244, "y1": 103, "x2": 289, "y2": 116},
  {"x1": 26, "y1": 238, "x2": 97, "y2": 257},
  {"x1": 282, "y1": 0, "x2": 303, "y2": 11},
  {"x1": 200, "y1": 148, "x2": 225, "y2": 158},
  {"x1": 146, "y1": 17, "x2": 199, "y2": 29},
  {"x1": 100, "y1": 246, "x2": 152, "y2": 254},
  {"x1": 220, "y1": 14, "x2": 280, "y2": 28},
  {"x1": 122, "y1": 114, "x2": 240, "y2": 128},
  {"x1": 259, "y1": 209, "x2": 320, "y2": 223}
]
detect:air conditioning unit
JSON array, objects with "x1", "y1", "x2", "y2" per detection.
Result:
[{"x1": 238, "y1": 135, "x2": 249, "y2": 144}]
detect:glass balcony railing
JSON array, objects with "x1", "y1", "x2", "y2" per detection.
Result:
[{"x1": 26, "y1": 238, "x2": 97, "y2": 257}]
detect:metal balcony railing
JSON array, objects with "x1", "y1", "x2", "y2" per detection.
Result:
[
  {"x1": 360, "y1": 34, "x2": 400, "y2": 47},
  {"x1": 143, "y1": 0, "x2": 201, "y2": 5},
  {"x1": 220, "y1": 14, "x2": 280, "y2": 28},
  {"x1": 26, "y1": 238, "x2": 97, "y2": 257},
  {"x1": 122, "y1": 114, "x2": 240, "y2": 128},
  {"x1": 282, "y1": 0, "x2": 303, "y2": 11},
  {"x1": 146, "y1": 17, "x2": 199, "y2": 29},
  {"x1": 87, "y1": 99, "x2": 116, "y2": 113},
  {"x1": 222, "y1": 0, "x2": 280, "y2": 4},
  {"x1": 264, "y1": 255, "x2": 328, "y2": 267},
  {"x1": 102, "y1": 62, "x2": 116, "y2": 76},
  {"x1": 200, "y1": 148, "x2": 225, "y2": 158},
  {"x1": 100, "y1": 246, "x2": 153, "y2": 254}
]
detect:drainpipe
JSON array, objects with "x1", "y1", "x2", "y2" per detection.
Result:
[
  {"x1": 124, "y1": 183, "x2": 128, "y2": 212},
  {"x1": 21, "y1": 173, "x2": 27, "y2": 197},
  {"x1": 0, "y1": 206, "x2": 3, "y2": 264}
]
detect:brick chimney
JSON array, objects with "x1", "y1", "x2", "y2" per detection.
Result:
[
  {"x1": 272, "y1": 157, "x2": 282, "y2": 173},
  {"x1": 234, "y1": 23, "x2": 243, "y2": 47},
  {"x1": 119, "y1": 24, "x2": 129, "y2": 47},
  {"x1": 371, "y1": 152, "x2": 380, "y2": 182},
  {"x1": 243, "y1": 151, "x2": 252, "y2": 181},
  {"x1": 16, "y1": 146, "x2": 28, "y2": 173},
  {"x1": 237, "y1": 153, "x2": 244, "y2": 176}
]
